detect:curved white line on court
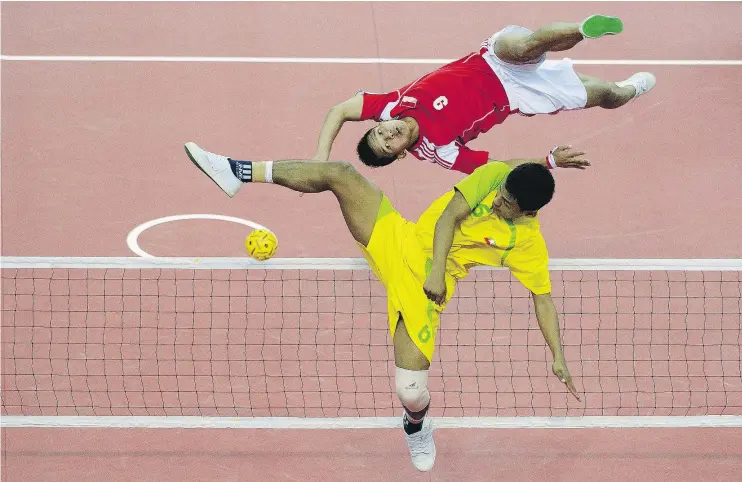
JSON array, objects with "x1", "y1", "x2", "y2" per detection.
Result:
[{"x1": 127, "y1": 214, "x2": 270, "y2": 258}]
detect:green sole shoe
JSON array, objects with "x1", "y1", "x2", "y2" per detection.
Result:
[{"x1": 580, "y1": 15, "x2": 624, "y2": 38}]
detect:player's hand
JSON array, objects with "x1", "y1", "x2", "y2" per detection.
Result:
[
  {"x1": 552, "y1": 356, "x2": 580, "y2": 401},
  {"x1": 551, "y1": 145, "x2": 590, "y2": 169},
  {"x1": 423, "y1": 274, "x2": 447, "y2": 305}
]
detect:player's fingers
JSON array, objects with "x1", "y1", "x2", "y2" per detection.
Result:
[
  {"x1": 425, "y1": 288, "x2": 444, "y2": 305},
  {"x1": 566, "y1": 378, "x2": 580, "y2": 400}
]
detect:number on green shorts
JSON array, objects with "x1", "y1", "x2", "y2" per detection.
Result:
[{"x1": 417, "y1": 325, "x2": 431, "y2": 343}]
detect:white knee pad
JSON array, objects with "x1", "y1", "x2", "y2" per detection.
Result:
[{"x1": 395, "y1": 367, "x2": 430, "y2": 416}]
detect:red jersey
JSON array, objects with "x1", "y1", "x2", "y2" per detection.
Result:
[{"x1": 359, "y1": 49, "x2": 511, "y2": 174}]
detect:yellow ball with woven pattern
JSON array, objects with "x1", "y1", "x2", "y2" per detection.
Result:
[{"x1": 245, "y1": 229, "x2": 278, "y2": 261}]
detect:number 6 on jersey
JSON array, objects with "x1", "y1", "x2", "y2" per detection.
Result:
[{"x1": 433, "y1": 95, "x2": 448, "y2": 111}]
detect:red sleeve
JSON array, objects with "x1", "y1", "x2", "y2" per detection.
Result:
[
  {"x1": 359, "y1": 91, "x2": 400, "y2": 121},
  {"x1": 450, "y1": 146, "x2": 489, "y2": 174}
]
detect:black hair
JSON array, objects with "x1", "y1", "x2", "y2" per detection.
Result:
[
  {"x1": 356, "y1": 129, "x2": 397, "y2": 168},
  {"x1": 504, "y1": 163, "x2": 555, "y2": 212}
]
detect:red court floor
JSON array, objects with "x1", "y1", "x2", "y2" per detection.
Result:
[{"x1": 2, "y1": 2, "x2": 741, "y2": 481}]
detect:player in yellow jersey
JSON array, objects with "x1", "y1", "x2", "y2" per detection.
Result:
[{"x1": 184, "y1": 141, "x2": 585, "y2": 472}]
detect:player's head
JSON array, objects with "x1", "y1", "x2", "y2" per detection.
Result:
[
  {"x1": 357, "y1": 120, "x2": 414, "y2": 167},
  {"x1": 493, "y1": 163, "x2": 555, "y2": 220}
]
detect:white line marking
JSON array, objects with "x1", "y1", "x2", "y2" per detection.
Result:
[
  {"x1": 573, "y1": 60, "x2": 742, "y2": 66},
  {"x1": 3, "y1": 415, "x2": 742, "y2": 429},
  {"x1": 126, "y1": 214, "x2": 270, "y2": 258},
  {"x1": 0, "y1": 1, "x2": 733, "y2": 5},
  {"x1": 2, "y1": 257, "x2": 741, "y2": 271},
  {"x1": 1, "y1": 55, "x2": 740, "y2": 66}
]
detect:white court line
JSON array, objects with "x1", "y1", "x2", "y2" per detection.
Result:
[
  {"x1": 126, "y1": 214, "x2": 270, "y2": 258},
  {"x1": 3, "y1": 415, "x2": 742, "y2": 429},
  {"x1": 1, "y1": 55, "x2": 740, "y2": 66},
  {"x1": 0, "y1": 1, "x2": 732, "y2": 3},
  {"x1": 2, "y1": 257, "x2": 742, "y2": 271}
]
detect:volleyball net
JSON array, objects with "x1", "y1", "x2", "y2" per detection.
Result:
[{"x1": 2, "y1": 257, "x2": 741, "y2": 427}]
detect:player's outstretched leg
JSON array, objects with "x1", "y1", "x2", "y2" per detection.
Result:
[
  {"x1": 184, "y1": 142, "x2": 382, "y2": 246},
  {"x1": 393, "y1": 317, "x2": 435, "y2": 472},
  {"x1": 578, "y1": 72, "x2": 657, "y2": 109},
  {"x1": 494, "y1": 15, "x2": 623, "y2": 64}
]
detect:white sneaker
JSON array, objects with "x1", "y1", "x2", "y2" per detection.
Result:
[
  {"x1": 404, "y1": 415, "x2": 436, "y2": 472},
  {"x1": 616, "y1": 72, "x2": 657, "y2": 99},
  {"x1": 184, "y1": 142, "x2": 243, "y2": 198}
]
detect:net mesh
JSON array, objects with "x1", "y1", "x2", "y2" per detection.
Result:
[{"x1": 2, "y1": 260, "x2": 741, "y2": 417}]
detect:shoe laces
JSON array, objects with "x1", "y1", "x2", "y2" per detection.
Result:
[
  {"x1": 636, "y1": 78, "x2": 648, "y2": 93},
  {"x1": 206, "y1": 150, "x2": 228, "y2": 170},
  {"x1": 407, "y1": 428, "x2": 433, "y2": 456}
]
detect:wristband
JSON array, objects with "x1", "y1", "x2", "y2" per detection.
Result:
[
  {"x1": 546, "y1": 153, "x2": 557, "y2": 169},
  {"x1": 546, "y1": 146, "x2": 559, "y2": 169}
]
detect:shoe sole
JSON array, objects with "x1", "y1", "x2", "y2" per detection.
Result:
[
  {"x1": 184, "y1": 143, "x2": 235, "y2": 198},
  {"x1": 581, "y1": 15, "x2": 623, "y2": 38}
]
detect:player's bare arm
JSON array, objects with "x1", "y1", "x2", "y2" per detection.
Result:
[
  {"x1": 423, "y1": 191, "x2": 471, "y2": 305},
  {"x1": 494, "y1": 145, "x2": 591, "y2": 170},
  {"x1": 532, "y1": 291, "x2": 580, "y2": 400},
  {"x1": 313, "y1": 94, "x2": 364, "y2": 161}
]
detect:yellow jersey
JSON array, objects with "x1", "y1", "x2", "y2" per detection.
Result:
[{"x1": 415, "y1": 162, "x2": 551, "y2": 295}]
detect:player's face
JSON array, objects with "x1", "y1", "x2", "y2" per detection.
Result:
[
  {"x1": 491, "y1": 184, "x2": 524, "y2": 220},
  {"x1": 369, "y1": 120, "x2": 410, "y2": 158}
]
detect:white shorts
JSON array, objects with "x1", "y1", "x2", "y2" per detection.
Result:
[{"x1": 481, "y1": 25, "x2": 588, "y2": 115}]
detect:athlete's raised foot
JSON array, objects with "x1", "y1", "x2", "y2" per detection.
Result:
[
  {"x1": 184, "y1": 142, "x2": 243, "y2": 198},
  {"x1": 580, "y1": 15, "x2": 624, "y2": 39}
]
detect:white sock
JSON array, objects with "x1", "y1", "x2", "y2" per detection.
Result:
[
  {"x1": 615, "y1": 78, "x2": 639, "y2": 98},
  {"x1": 264, "y1": 161, "x2": 274, "y2": 183}
]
